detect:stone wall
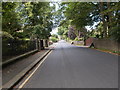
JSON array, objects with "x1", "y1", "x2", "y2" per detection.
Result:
[
  {"x1": 85, "y1": 37, "x2": 120, "y2": 52},
  {"x1": 93, "y1": 38, "x2": 120, "y2": 52}
]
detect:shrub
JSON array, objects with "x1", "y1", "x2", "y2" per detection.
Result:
[
  {"x1": 50, "y1": 37, "x2": 58, "y2": 42},
  {"x1": 74, "y1": 37, "x2": 83, "y2": 41}
]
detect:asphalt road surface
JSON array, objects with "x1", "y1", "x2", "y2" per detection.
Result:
[{"x1": 23, "y1": 40, "x2": 118, "y2": 88}]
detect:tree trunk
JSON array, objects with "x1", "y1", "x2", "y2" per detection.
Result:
[
  {"x1": 99, "y1": 2, "x2": 107, "y2": 38},
  {"x1": 45, "y1": 39, "x2": 48, "y2": 47},
  {"x1": 40, "y1": 40, "x2": 44, "y2": 50},
  {"x1": 107, "y1": 2, "x2": 111, "y2": 37},
  {"x1": 36, "y1": 38, "x2": 41, "y2": 51}
]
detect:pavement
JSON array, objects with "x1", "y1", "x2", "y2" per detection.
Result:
[
  {"x1": 20, "y1": 40, "x2": 118, "y2": 88},
  {"x1": 2, "y1": 45, "x2": 54, "y2": 88}
]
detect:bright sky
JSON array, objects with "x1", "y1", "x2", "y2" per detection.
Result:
[
  {"x1": 51, "y1": 27, "x2": 58, "y2": 35},
  {"x1": 85, "y1": 22, "x2": 99, "y2": 31},
  {"x1": 50, "y1": 3, "x2": 59, "y2": 35}
]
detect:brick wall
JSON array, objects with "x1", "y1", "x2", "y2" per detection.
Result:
[
  {"x1": 85, "y1": 37, "x2": 94, "y2": 46},
  {"x1": 93, "y1": 38, "x2": 120, "y2": 52},
  {"x1": 85, "y1": 38, "x2": 120, "y2": 52}
]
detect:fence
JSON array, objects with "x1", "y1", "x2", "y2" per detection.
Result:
[{"x1": 2, "y1": 39, "x2": 37, "y2": 61}]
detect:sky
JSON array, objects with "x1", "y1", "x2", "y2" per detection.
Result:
[
  {"x1": 51, "y1": 27, "x2": 58, "y2": 35},
  {"x1": 85, "y1": 22, "x2": 99, "y2": 31},
  {"x1": 50, "y1": 2, "x2": 59, "y2": 35}
]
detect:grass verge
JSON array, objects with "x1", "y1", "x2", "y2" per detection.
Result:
[{"x1": 92, "y1": 48, "x2": 120, "y2": 56}]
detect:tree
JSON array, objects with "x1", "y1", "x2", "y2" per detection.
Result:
[
  {"x1": 60, "y1": 2, "x2": 120, "y2": 42},
  {"x1": 14, "y1": 2, "x2": 54, "y2": 40},
  {"x1": 58, "y1": 27, "x2": 64, "y2": 36},
  {"x1": 52, "y1": 34, "x2": 58, "y2": 38},
  {"x1": 64, "y1": 2, "x2": 94, "y2": 30},
  {"x1": 96, "y1": 2, "x2": 120, "y2": 41},
  {"x1": 2, "y1": 2, "x2": 21, "y2": 39},
  {"x1": 68, "y1": 26, "x2": 76, "y2": 40}
]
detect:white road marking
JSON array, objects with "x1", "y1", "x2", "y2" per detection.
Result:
[{"x1": 17, "y1": 50, "x2": 53, "y2": 89}]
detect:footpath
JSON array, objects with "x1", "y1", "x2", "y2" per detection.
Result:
[{"x1": 1, "y1": 44, "x2": 55, "y2": 89}]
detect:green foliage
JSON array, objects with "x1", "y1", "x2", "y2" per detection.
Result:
[
  {"x1": 50, "y1": 37, "x2": 58, "y2": 42},
  {"x1": 110, "y1": 26, "x2": 120, "y2": 42},
  {"x1": 2, "y1": 2, "x2": 119, "y2": 42},
  {"x1": 57, "y1": 24, "x2": 69, "y2": 40},
  {"x1": 2, "y1": 31, "x2": 14, "y2": 39},
  {"x1": 64, "y1": 2, "x2": 94, "y2": 30},
  {"x1": 52, "y1": 34, "x2": 58, "y2": 38},
  {"x1": 21, "y1": 2, "x2": 54, "y2": 39},
  {"x1": 74, "y1": 37, "x2": 83, "y2": 41},
  {"x1": 63, "y1": 30, "x2": 68, "y2": 37},
  {"x1": 53, "y1": 3, "x2": 65, "y2": 27},
  {"x1": 2, "y1": 2, "x2": 21, "y2": 38},
  {"x1": 60, "y1": 2, "x2": 120, "y2": 42},
  {"x1": 2, "y1": 2, "x2": 54, "y2": 40},
  {"x1": 50, "y1": 34, "x2": 58, "y2": 42},
  {"x1": 58, "y1": 27, "x2": 64, "y2": 35}
]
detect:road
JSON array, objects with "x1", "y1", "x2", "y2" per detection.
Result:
[{"x1": 21, "y1": 40, "x2": 118, "y2": 88}]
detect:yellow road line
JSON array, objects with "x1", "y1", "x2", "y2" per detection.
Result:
[{"x1": 17, "y1": 50, "x2": 53, "y2": 89}]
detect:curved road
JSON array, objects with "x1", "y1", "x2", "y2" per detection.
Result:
[{"x1": 22, "y1": 40, "x2": 118, "y2": 88}]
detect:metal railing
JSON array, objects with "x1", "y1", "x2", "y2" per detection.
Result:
[{"x1": 2, "y1": 39, "x2": 37, "y2": 61}]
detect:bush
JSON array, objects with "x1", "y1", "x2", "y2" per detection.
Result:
[
  {"x1": 74, "y1": 37, "x2": 83, "y2": 41},
  {"x1": 50, "y1": 37, "x2": 58, "y2": 42}
]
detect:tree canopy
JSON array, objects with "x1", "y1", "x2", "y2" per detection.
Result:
[
  {"x1": 57, "y1": 2, "x2": 120, "y2": 42},
  {"x1": 2, "y1": 2, "x2": 55, "y2": 40},
  {"x1": 2, "y1": 2, "x2": 120, "y2": 42}
]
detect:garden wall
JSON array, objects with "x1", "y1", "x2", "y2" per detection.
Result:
[
  {"x1": 93, "y1": 38, "x2": 120, "y2": 52},
  {"x1": 85, "y1": 37, "x2": 94, "y2": 46},
  {"x1": 85, "y1": 38, "x2": 120, "y2": 52}
]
